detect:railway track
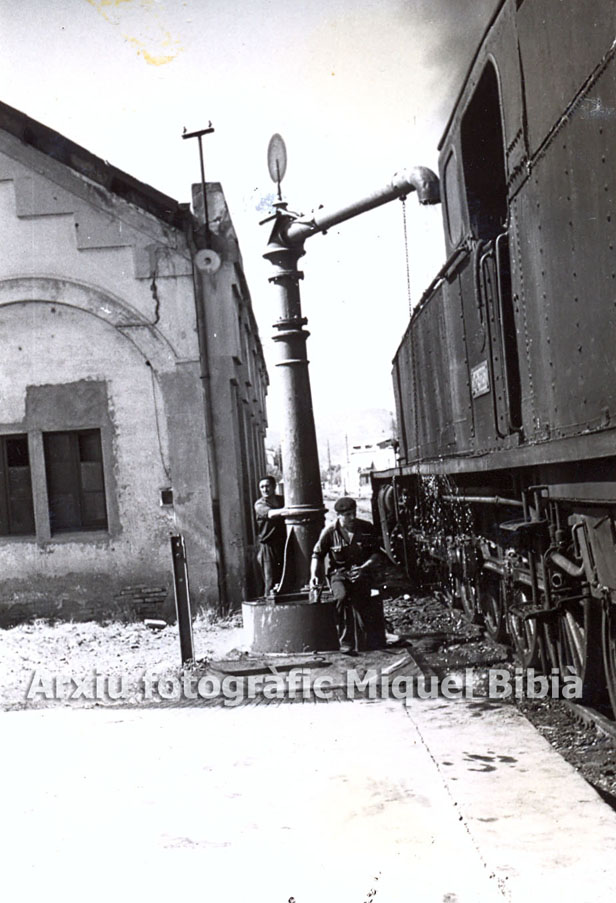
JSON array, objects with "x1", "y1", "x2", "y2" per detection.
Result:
[
  {"x1": 564, "y1": 700, "x2": 616, "y2": 742},
  {"x1": 384, "y1": 589, "x2": 616, "y2": 803}
]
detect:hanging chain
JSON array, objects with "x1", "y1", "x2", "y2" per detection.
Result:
[{"x1": 401, "y1": 195, "x2": 412, "y2": 315}]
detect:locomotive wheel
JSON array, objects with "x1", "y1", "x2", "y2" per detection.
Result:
[
  {"x1": 459, "y1": 578, "x2": 481, "y2": 624},
  {"x1": 449, "y1": 576, "x2": 464, "y2": 609},
  {"x1": 507, "y1": 587, "x2": 540, "y2": 669},
  {"x1": 440, "y1": 582, "x2": 457, "y2": 608},
  {"x1": 557, "y1": 597, "x2": 606, "y2": 705},
  {"x1": 478, "y1": 575, "x2": 507, "y2": 643},
  {"x1": 436, "y1": 565, "x2": 460, "y2": 609},
  {"x1": 538, "y1": 619, "x2": 560, "y2": 675},
  {"x1": 602, "y1": 605, "x2": 616, "y2": 718},
  {"x1": 388, "y1": 523, "x2": 407, "y2": 572}
]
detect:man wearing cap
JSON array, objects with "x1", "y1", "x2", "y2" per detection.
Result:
[
  {"x1": 254, "y1": 476, "x2": 287, "y2": 595},
  {"x1": 310, "y1": 496, "x2": 384, "y2": 654}
]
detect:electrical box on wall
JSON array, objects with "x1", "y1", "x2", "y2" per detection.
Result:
[{"x1": 160, "y1": 488, "x2": 174, "y2": 507}]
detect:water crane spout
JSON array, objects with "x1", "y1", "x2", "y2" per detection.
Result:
[{"x1": 284, "y1": 165, "x2": 440, "y2": 246}]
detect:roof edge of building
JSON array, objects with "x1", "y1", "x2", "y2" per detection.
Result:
[{"x1": 0, "y1": 99, "x2": 187, "y2": 230}]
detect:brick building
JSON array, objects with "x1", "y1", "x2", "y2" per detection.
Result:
[{"x1": 0, "y1": 101, "x2": 268, "y2": 624}]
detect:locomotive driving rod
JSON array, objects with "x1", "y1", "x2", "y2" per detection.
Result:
[{"x1": 263, "y1": 164, "x2": 440, "y2": 597}]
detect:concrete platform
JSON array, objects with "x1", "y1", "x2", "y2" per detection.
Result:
[
  {"x1": 405, "y1": 697, "x2": 616, "y2": 900},
  {"x1": 2, "y1": 698, "x2": 616, "y2": 902}
]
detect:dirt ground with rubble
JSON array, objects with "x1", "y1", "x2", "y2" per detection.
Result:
[
  {"x1": 2, "y1": 580, "x2": 616, "y2": 808},
  {"x1": 0, "y1": 612, "x2": 245, "y2": 709}
]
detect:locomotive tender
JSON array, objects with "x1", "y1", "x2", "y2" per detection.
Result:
[{"x1": 372, "y1": 0, "x2": 616, "y2": 712}]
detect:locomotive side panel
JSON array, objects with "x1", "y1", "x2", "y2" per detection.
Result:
[
  {"x1": 562, "y1": 60, "x2": 616, "y2": 434},
  {"x1": 513, "y1": 48, "x2": 616, "y2": 443},
  {"x1": 392, "y1": 333, "x2": 414, "y2": 462},
  {"x1": 443, "y1": 271, "x2": 475, "y2": 454},
  {"x1": 393, "y1": 270, "x2": 478, "y2": 465},
  {"x1": 409, "y1": 292, "x2": 456, "y2": 457},
  {"x1": 517, "y1": 0, "x2": 616, "y2": 157}
]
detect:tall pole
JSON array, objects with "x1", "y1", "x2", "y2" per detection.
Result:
[
  {"x1": 260, "y1": 162, "x2": 439, "y2": 598},
  {"x1": 182, "y1": 124, "x2": 215, "y2": 243},
  {"x1": 264, "y1": 214, "x2": 324, "y2": 593}
]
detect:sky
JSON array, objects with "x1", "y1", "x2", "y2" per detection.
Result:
[{"x1": 0, "y1": 0, "x2": 500, "y2": 449}]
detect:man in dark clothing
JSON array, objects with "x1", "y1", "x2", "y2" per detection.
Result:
[
  {"x1": 254, "y1": 476, "x2": 287, "y2": 595},
  {"x1": 310, "y1": 496, "x2": 384, "y2": 653}
]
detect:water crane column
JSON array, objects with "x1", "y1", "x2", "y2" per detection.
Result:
[
  {"x1": 243, "y1": 137, "x2": 440, "y2": 652},
  {"x1": 264, "y1": 225, "x2": 325, "y2": 592}
]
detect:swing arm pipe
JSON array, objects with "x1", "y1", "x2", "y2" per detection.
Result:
[{"x1": 284, "y1": 166, "x2": 440, "y2": 246}]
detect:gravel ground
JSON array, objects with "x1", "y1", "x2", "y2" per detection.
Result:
[{"x1": 0, "y1": 612, "x2": 245, "y2": 710}]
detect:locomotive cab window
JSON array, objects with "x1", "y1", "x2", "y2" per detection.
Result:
[
  {"x1": 443, "y1": 150, "x2": 465, "y2": 246},
  {"x1": 461, "y1": 62, "x2": 508, "y2": 240}
]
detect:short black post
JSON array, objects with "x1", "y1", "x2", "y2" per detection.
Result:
[{"x1": 171, "y1": 535, "x2": 194, "y2": 665}]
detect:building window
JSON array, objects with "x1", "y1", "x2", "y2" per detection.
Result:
[
  {"x1": 43, "y1": 429, "x2": 108, "y2": 534},
  {"x1": 0, "y1": 435, "x2": 35, "y2": 536}
]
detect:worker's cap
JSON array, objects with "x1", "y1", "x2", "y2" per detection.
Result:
[{"x1": 334, "y1": 496, "x2": 357, "y2": 513}]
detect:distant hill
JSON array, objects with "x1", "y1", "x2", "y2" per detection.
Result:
[{"x1": 267, "y1": 407, "x2": 396, "y2": 468}]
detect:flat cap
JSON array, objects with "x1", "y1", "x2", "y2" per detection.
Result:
[{"x1": 334, "y1": 496, "x2": 357, "y2": 513}]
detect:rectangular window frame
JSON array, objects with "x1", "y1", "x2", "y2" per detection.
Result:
[
  {"x1": 0, "y1": 433, "x2": 36, "y2": 537},
  {"x1": 43, "y1": 428, "x2": 109, "y2": 535}
]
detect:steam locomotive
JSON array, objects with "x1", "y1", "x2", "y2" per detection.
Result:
[{"x1": 371, "y1": 0, "x2": 616, "y2": 713}]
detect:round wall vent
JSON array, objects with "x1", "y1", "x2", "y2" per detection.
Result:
[{"x1": 195, "y1": 249, "x2": 221, "y2": 273}]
